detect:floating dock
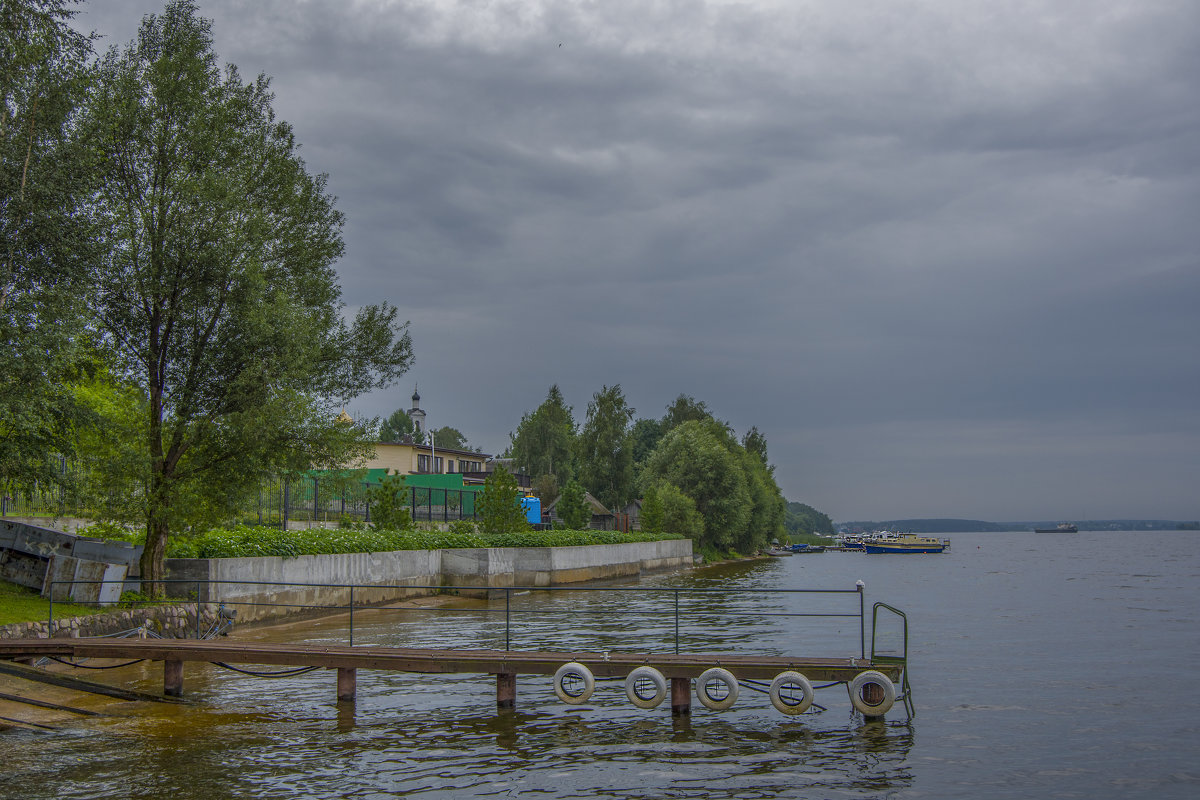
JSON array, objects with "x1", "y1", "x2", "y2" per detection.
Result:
[{"x1": 0, "y1": 638, "x2": 903, "y2": 717}]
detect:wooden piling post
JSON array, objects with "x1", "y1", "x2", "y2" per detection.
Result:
[
  {"x1": 337, "y1": 667, "x2": 357, "y2": 702},
  {"x1": 671, "y1": 677, "x2": 690, "y2": 716},
  {"x1": 861, "y1": 681, "x2": 886, "y2": 721},
  {"x1": 496, "y1": 672, "x2": 516, "y2": 709},
  {"x1": 164, "y1": 659, "x2": 183, "y2": 697}
]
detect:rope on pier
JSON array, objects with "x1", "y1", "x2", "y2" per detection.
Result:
[
  {"x1": 34, "y1": 625, "x2": 165, "y2": 668},
  {"x1": 212, "y1": 662, "x2": 321, "y2": 678},
  {"x1": 44, "y1": 656, "x2": 146, "y2": 670}
]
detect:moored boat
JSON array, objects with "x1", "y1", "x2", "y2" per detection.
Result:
[{"x1": 863, "y1": 534, "x2": 949, "y2": 554}]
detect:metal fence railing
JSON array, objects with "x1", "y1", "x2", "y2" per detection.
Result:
[
  {"x1": 46, "y1": 579, "x2": 871, "y2": 659},
  {"x1": 2, "y1": 472, "x2": 483, "y2": 529}
]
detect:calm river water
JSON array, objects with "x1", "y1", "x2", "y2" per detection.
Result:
[{"x1": 3, "y1": 530, "x2": 1199, "y2": 799}]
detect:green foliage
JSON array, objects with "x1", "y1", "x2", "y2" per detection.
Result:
[
  {"x1": 639, "y1": 407, "x2": 787, "y2": 554},
  {"x1": 477, "y1": 467, "x2": 529, "y2": 535},
  {"x1": 69, "y1": 364, "x2": 150, "y2": 525},
  {"x1": 0, "y1": 0, "x2": 95, "y2": 497},
  {"x1": 532, "y1": 473, "x2": 559, "y2": 506},
  {"x1": 656, "y1": 482, "x2": 705, "y2": 541},
  {"x1": 448, "y1": 519, "x2": 477, "y2": 537},
  {"x1": 643, "y1": 420, "x2": 750, "y2": 551},
  {"x1": 742, "y1": 426, "x2": 770, "y2": 470},
  {"x1": 629, "y1": 417, "x2": 665, "y2": 485},
  {"x1": 697, "y1": 544, "x2": 740, "y2": 564},
  {"x1": 81, "y1": 1, "x2": 413, "y2": 588},
  {"x1": 577, "y1": 384, "x2": 635, "y2": 509},
  {"x1": 165, "y1": 523, "x2": 680, "y2": 559},
  {"x1": 378, "y1": 408, "x2": 416, "y2": 442},
  {"x1": 662, "y1": 395, "x2": 717, "y2": 432},
  {"x1": 431, "y1": 426, "x2": 468, "y2": 450},
  {"x1": 117, "y1": 589, "x2": 152, "y2": 608},
  {"x1": 639, "y1": 484, "x2": 664, "y2": 534},
  {"x1": 368, "y1": 471, "x2": 412, "y2": 532},
  {"x1": 784, "y1": 502, "x2": 836, "y2": 536},
  {"x1": 737, "y1": 445, "x2": 785, "y2": 553},
  {"x1": 555, "y1": 479, "x2": 591, "y2": 530},
  {"x1": 509, "y1": 385, "x2": 576, "y2": 484},
  {"x1": 77, "y1": 520, "x2": 141, "y2": 544}
]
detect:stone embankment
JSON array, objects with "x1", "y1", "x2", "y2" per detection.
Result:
[
  {"x1": 166, "y1": 539, "x2": 694, "y2": 624},
  {"x1": 0, "y1": 604, "x2": 221, "y2": 640},
  {"x1": 2, "y1": 539, "x2": 694, "y2": 635}
]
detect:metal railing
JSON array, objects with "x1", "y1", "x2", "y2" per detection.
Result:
[
  {"x1": 871, "y1": 601, "x2": 914, "y2": 719},
  {"x1": 47, "y1": 579, "x2": 872, "y2": 658}
]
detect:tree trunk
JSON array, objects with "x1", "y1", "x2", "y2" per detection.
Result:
[{"x1": 139, "y1": 512, "x2": 169, "y2": 598}]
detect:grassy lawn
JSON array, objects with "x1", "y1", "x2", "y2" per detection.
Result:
[{"x1": 0, "y1": 579, "x2": 108, "y2": 626}]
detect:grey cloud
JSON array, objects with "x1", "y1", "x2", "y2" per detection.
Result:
[{"x1": 76, "y1": 0, "x2": 1200, "y2": 520}]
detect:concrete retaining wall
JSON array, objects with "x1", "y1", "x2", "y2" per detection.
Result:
[
  {"x1": 164, "y1": 539, "x2": 693, "y2": 623},
  {"x1": 166, "y1": 549, "x2": 443, "y2": 623}
]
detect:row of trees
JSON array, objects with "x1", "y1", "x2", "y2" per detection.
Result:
[
  {"x1": 509, "y1": 387, "x2": 788, "y2": 554},
  {"x1": 1, "y1": 1, "x2": 412, "y2": 588}
]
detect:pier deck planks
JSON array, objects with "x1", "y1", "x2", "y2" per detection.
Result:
[{"x1": 0, "y1": 638, "x2": 898, "y2": 682}]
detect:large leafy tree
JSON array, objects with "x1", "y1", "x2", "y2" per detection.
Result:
[
  {"x1": 84, "y1": 1, "x2": 413, "y2": 589},
  {"x1": 577, "y1": 384, "x2": 635, "y2": 510},
  {"x1": 378, "y1": 408, "x2": 416, "y2": 442},
  {"x1": 509, "y1": 384, "x2": 576, "y2": 485},
  {"x1": 0, "y1": 0, "x2": 94, "y2": 495},
  {"x1": 642, "y1": 419, "x2": 751, "y2": 551},
  {"x1": 430, "y1": 426, "x2": 468, "y2": 450}
]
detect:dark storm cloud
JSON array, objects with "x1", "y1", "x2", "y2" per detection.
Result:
[{"x1": 76, "y1": 0, "x2": 1200, "y2": 521}]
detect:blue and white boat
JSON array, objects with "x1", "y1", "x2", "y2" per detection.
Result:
[{"x1": 863, "y1": 534, "x2": 949, "y2": 554}]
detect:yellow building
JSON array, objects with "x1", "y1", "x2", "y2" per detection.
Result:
[
  {"x1": 365, "y1": 441, "x2": 487, "y2": 480},
  {"x1": 360, "y1": 388, "x2": 489, "y2": 481}
]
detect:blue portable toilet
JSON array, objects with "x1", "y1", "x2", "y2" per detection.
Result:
[{"x1": 520, "y1": 495, "x2": 541, "y2": 525}]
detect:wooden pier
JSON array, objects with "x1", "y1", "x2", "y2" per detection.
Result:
[{"x1": 0, "y1": 638, "x2": 900, "y2": 715}]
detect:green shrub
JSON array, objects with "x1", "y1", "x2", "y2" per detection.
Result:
[
  {"x1": 367, "y1": 471, "x2": 413, "y2": 532},
  {"x1": 478, "y1": 468, "x2": 529, "y2": 535},
  {"x1": 170, "y1": 524, "x2": 681, "y2": 558},
  {"x1": 555, "y1": 480, "x2": 591, "y2": 530}
]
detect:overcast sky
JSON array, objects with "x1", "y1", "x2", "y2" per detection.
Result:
[{"x1": 76, "y1": 0, "x2": 1200, "y2": 523}]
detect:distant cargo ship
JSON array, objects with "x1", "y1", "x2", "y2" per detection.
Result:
[{"x1": 1035, "y1": 522, "x2": 1078, "y2": 533}]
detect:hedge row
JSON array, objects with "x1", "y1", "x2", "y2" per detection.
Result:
[{"x1": 161, "y1": 525, "x2": 683, "y2": 559}]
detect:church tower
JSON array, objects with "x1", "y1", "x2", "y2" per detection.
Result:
[{"x1": 409, "y1": 386, "x2": 426, "y2": 438}]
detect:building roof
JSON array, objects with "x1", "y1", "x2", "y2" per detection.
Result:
[{"x1": 371, "y1": 438, "x2": 490, "y2": 459}]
